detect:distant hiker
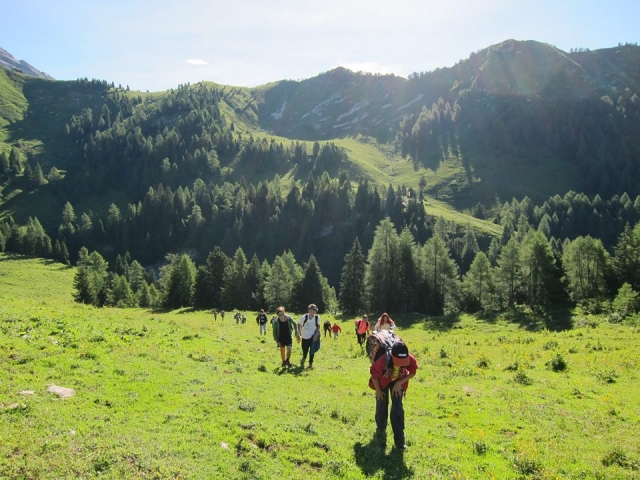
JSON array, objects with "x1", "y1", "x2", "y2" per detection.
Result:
[
  {"x1": 220, "y1": 310, "x2": 225, "y2": 322},
  {"x1": 369, "y1": 342, "x2": 418, "y2": 450},
  {"x1": 330, "y1": 323, "x2": 342, "y2": 339},
  {"x1": 241, "y1": 314, "x2": 246, "y2": 324},
  {"x1": 355, "y1": 314, "x2": 371, "y2": 348},
  {"x1": 323, "y1": 319, "x2": 332, "y2": 337},
  {"x1": 213, "y1": 310, "x2": 218, "y2": 321},
  {"x1": 298, "y1": 304, "x2": 321, "y2": 369},
  {"x1": 256, "y1": 309, "x2": 268, "y2": 335},
  {"x1": 235, "y1": 312, "x2": 241, "y2": 324},
  {"x1": 271, "y1": 306, "x2": 299, "y2": 367},
  {"x1": 374, "y1": 313, "x2": 396, "y2": 332}
]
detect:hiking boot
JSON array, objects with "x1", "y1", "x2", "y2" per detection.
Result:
[
  {"x1": 281, "y1": 361, "x2": 286, "y2": 367},
  {"x1": 285, "y1": 359, "x2": 291, "y2": 367}
]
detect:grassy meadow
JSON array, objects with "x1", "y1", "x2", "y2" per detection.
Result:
[{"x1": 1, "y1": 254, "x2": 639, "y2": 479}]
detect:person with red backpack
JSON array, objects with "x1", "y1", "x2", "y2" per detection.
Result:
[
  {"x1": 355, "y1": 314, "x2": 371, "y2": 348},
  {"x1": 369, "y1": 341, "x2": 418, "y2": 450}
]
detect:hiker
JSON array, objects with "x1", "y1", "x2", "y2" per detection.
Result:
[
  {"x1": 298, "y1": 304, "x2": 321, "y2": 369},
  {"x1": 234, "y1": 312, "x2": 241, "y2": 324},
  {"x1": 323, "y1": 319, "x2": 332, "y2": 337},
  {"x1": 271, "y1": 306, "x2": 299, "y2": 367},
  {"x1": 241, "y1": 314, "x2": 246, "y2": 324},
  {"x1": 369, "y1": 342, "x2": 418, "y2": 450},
  {"x1": 330, "y1": 323, "x2": 342, "y2": 339},
  {"x1": 355, "y1": 314, "x2": 371, "y2": 348},
  {"x1": 213, "y1": 310, "x2": 218, "y2": 321},
  {"x1": 256, "y1": 309, "x2": 268, "y2": 335},
  {"x1": 220, "y1": 310, "x2": 225, "y2": 322},
  {"x1": 374, "y1": 312, "x2": 396, "y2": 332}
]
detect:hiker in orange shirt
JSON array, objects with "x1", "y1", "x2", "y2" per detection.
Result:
[{"x1": 355, "y1": 314, "x2": 370, "y2": 348}]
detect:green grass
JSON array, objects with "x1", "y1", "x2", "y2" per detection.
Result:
[{"x1": 2, "y1": 254, "x2": 639, "y2": 478}]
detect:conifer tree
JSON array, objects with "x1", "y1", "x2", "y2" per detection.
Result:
[
  {"x1": 365, "y1": 218, "x2": 400, "y2": 312},
  {"x1": 73, "y1": 247, "x2": 109, "y2": 305},
  {"x1": 613, "y1": 222, "x2": 640, "y2": 290},
  {"x1": 462, "y1": 251, "x2": 495, "y2": 311},
  {"x1": 222, "y1": 248, "x2": 248, "y2": 309},
  {"x1": 520, "y1": 231, "x2": 558, "y2": 309},
  {"x1": 339, "y1": 237, "x2": 366, "y2": 314},
  {"x1": 562, "y1": 236, "x2": 608, "y2": 300},
  {"x1": 292, "y1": 255, "x2": 325, "y2": 312},
  {"x1": 161, "y1": 253, "x2": 196, "y2": 309},
  {"x1": 421, "y1": 235, "x2": 460, "y2": 314}
]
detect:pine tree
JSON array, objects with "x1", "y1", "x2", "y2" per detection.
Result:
[
  {"x1": 421, "y1": 235, "x2": 460, "y2": 314},
  {"x1": 162, "y1": 254, "x2": 196, "y2": 309},
  {"x1": 292, "y1": 255, "x2": 325, "y2": 312},
  {"x1": 365, "y1": 218, "x2": 400, "y2": 312},
  {"x1": 339, "y1": 237, "x2": 366, "y2": 314},
  {"x1": 613, "y1": 222, "x2": 640, "y2": 290},
  {"x1": 221, "y1": 248, "x2": 248, "y2": 309},
  {"x1": 520, "y1": 231, "x2": 558, "y2": 309},
  {"x1": 73, "y1": 247, "x2": 109, "y2": 305}
]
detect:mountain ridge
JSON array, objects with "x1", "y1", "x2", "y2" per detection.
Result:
[{"x1": 0, "y1": 47, "x2": 53, "y2": 80}]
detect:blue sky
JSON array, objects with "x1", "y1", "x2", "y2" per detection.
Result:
[{"x1": 3, "y1": 0, "x2": 639, "y2": 92}]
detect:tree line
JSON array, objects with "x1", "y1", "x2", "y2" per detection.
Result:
[{"x1": 65, "y1": 213, "x2": 640, "y2": 324}]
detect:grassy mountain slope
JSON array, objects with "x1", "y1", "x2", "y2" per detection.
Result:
[{"x1": 1, "y1": 254, "x2": 639, "y2": 479}]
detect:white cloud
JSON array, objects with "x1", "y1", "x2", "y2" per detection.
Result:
[{"x1": 186, "y1": 59, "x2": 208, "y2": 65}]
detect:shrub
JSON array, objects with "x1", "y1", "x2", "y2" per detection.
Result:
[
  {"x1": 546, "y1": 353, "x2": 567, "y2": 372},
  {"x1": 513, "y1": 370, "x2": 533, "y2": 385},
  {"x1": 601, "y1": 447, "x2": 639, "y2": 470},
  {"x1": 595, "y1": 369, "x2": 617, "y2": 384},
  {"x1": 472, "y1": 440, "x2": 488, "y2": 455},
  {"x1": 476, "y1": 356, "x2": 489, "y2": 368}
]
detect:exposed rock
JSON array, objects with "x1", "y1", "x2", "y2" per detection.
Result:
[{"x1": 48, "y1": 385, "x2": 76, "y2": 399}]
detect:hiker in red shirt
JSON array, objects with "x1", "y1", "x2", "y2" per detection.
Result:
[
  {"x1": 355, "y1": 314, "x2": 370, "y2": 348},
  {"x1": 369, "y1": 342, "x2": 418, "y2": 451},
  {"x1": 330, "y1": 323, "x2": 342, "y2": 339}
]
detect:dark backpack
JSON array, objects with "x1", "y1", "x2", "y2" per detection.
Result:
[
  {"x1": 365, "y1": 330, "x2": 403, "y2": 365},
  {"x1": 303, "y1": 313, "x2": 320, "y2": 329}
]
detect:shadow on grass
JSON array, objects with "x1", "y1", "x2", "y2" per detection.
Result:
[
  {"x1": 496, "y1": 305, "x2": 574, "y2": 332},
  {"x1": 353, "y1": 432, "x2": 413, "y2": 479}
]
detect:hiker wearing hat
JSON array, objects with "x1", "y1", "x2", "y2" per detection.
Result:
[
  {"x1": 256, "y1": 308, "x2": 268, "y2": 335},
  {"x1": 369, "y1": 341, "x2": 418, "y2": 450}
]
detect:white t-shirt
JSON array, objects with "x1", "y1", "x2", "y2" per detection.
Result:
[{"x1": 298, "y1": 314, "x2": 320, "y2": 340}]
